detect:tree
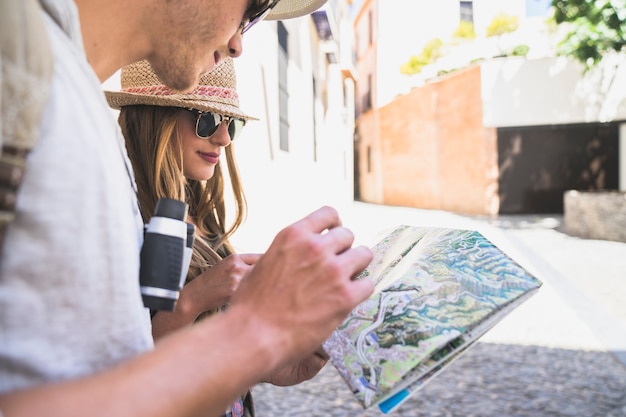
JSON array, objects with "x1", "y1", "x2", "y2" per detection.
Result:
[
  {"x1": 485, "y1": 13, "x2": 520, "y2": 57},
  {"x1": 551, "y1": 0, "x2": 626, "y2": 69},
  {"x1": 453, "y1": 21, "x2": 476, "y2": 40},
  {"x1": 486, "y1": 13, "x2": 519, "y2": 37},
  {"x1": 400, "y1": 38, "x2": 444, "y2": 75}
]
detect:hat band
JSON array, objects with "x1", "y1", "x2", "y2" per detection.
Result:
[{"x1": 122, "y1": 85, "x2": 240, "y2": 101}]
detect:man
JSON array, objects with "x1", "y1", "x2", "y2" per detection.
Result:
[{"x1": 0, "y1": 0, "x2": 374, "y2": 416}]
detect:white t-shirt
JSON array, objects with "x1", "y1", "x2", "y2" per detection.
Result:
[{"x1": 0, "y1": 1, "x2": 153, "y2": 392}]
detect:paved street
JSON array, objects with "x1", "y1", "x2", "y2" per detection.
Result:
[{"x1": 246, "y1": 202, "x2": 626, "y2": 417}]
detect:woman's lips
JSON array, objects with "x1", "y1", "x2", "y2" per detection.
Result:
[{"x1": 198, "y1": 151, "x2": 219, "y2": 164}]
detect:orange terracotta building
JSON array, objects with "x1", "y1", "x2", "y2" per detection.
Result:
[{"x1": 352, "y1": 0, "x2": 623, "y2": 216}]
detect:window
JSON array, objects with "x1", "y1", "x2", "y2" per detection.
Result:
[
  {"x1": 460, "y1": 1, "x2": 473, "y2": 23},
  {"x1": 362, "y1": 74, "x2": 372, "y2": 112},
  {"x1": 277, "y1": 22, "x2": 289, "y2": 152}
]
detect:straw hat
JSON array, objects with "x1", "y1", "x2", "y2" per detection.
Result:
[
  {"x1": 105, "y1": 58, "x2": 256, "y2": 121},
  {"x1": 266, "y1": 0, "x2": 327, "y2": 20}
]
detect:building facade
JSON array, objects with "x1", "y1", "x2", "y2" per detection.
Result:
[
  {"x1": 231, "y1": 0, "x2": 359, "y2": 249},
  {"x1": 353, "y1": 0, "x2": 626, "y2": 215}
]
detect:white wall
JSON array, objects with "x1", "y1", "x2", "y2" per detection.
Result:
[
  {"x1": 231, "y1": 18, "x2": 356, "y2": 252},
  {"x1": 376, "y1": 0, "x2": 459, "y2": 107},
  {"x1": 481, "y1": 55, "x2": 626, "y2": 127}
]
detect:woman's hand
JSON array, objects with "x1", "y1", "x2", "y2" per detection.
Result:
[
  {"x1": 185, "y1": 253, "x2": 261, "y2": 314},
  {"x1": 262, "y1": 347, "x2": 329, "y2": 387},
  {"x1": 152, "y1": 253, "x2": 261, "y2": 341}
]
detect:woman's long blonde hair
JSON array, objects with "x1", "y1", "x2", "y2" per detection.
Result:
[{"x1": 119, "y1": 105, "x2": 247, "y2": 282}]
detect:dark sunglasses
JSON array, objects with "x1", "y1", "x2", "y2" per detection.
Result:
[
  {"x1": 187, "y1": 109, "x2": 246, "y2": 141},
  {"x1": 241, "y1": 0, "x2": 281, "y2": 34}
]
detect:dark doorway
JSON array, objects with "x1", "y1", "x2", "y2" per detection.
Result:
[{"x1": 497, "y1": 123, "x2": 620, "y2": 214}]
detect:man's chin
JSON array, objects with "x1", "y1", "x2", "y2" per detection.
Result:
[{"x1": 150, "y1": 60, "x2": 200, "y2": 93}]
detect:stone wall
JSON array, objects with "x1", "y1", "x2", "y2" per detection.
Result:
[{"x1": 563, "y1": 190, "x2": 626, "y2": 243}]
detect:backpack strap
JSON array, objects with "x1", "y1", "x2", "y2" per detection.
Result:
[
  {"x1": 0, "y1": 0, "x2": 54, "y2": 247},
  {"x1": 0, "y1": 147, "x2": 28, "y2": 234}
]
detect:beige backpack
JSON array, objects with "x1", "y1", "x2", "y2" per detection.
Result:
[{"x1": 0, "y1": 0, "x2": 53, "y2": 248}]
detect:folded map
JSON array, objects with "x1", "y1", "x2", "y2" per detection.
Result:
[{"x1": 323, "y1": 226, "x2": 542, "y2": 413}]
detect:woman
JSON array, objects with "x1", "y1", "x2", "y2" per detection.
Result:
[
  {"x1": 107, "y1": 58, "x2": 262, "y2": 417},
  {"x1": 107, "y1": 58, "x2": 329, "y2": 417}
]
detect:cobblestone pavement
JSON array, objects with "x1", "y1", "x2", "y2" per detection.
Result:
[
  {"x1": 241, "y1": 202, "x2": 626, "y2": 417},
  {"x1": 253, "y1": 344, "x2": 626, "y2": 417}
]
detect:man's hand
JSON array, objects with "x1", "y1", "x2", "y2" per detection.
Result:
[{"x1": 228, "y1": 206, "x2": 374, "y2": 372}]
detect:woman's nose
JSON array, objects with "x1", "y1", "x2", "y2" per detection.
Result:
[{"x1": 211, "y1": 121, "x2": 232, "y2": 147}]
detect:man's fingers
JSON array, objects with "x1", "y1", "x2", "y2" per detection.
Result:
[
  {"x1": 341, "y1": 245, "x2": 375, "y2": 302},
  {"x1": 339, "y1": 245, "x2": 373, "y2": 278},
  {"x1": 318, "y1": 225, "x2": 355, "y2": 255},
  {"x1": 298, "y1": 206, "x2": 342, "y2": 234},
  {"x1": 348, "y1": 271, "x2": 375, "y2": 305},
  {"x1": 314, "y1": 346, "x2": 330, "y2": 361}
]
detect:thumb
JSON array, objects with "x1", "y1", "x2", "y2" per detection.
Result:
[{"x1": 238, "y1": 253, "x2": 263, "y2": 265}]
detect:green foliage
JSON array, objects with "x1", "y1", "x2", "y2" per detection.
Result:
[
  {"x1": 551, "y1": 0, "x2": 626, "y2": 69},
  {"x1": 422, "y1": 38, "x2": 444, "y2": 59},
  {"x1": 486, "y1": 13, "x2": 519, "y2": 37},
  {"x1": 399, "y1": 11, "x2": 529, "y2": 77},
  {"x1": 511, "y1": 44, "x2": 530, "y2": 56},
  {"x1": 400, "y1": 38, "x2": 444, "y2": 75},
  {"x1": 453, "y1": 21, "x2": 476, "y2": 40}
]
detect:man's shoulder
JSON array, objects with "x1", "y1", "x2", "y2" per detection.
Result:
[{"x1": 39, "y1": 0, "x2": 83, "y2": 48}]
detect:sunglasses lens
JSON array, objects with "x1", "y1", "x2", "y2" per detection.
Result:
[
  {"x1": 196, "y1": 112, "x2": 219, "y2": 138},
  {"x1": 193, "y1": 110, "x2": 245, "y2": 141},
  {"x1": 242, "y1": 0, "x2": 280, "y2": 34},
  {"x1": 228, "y1": 118, "x2": 245, "y2": 141}
]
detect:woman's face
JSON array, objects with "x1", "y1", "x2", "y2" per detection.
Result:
[{"x1": 177, "y1": 109, "x2": 232, "y2": 181}]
